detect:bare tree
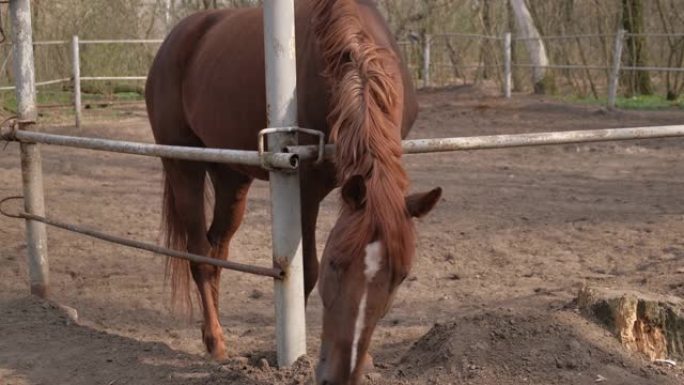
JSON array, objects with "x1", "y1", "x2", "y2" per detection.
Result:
[
  {"x1": 509, "y1": 0, "x2": 553, "y2": 94},
  {"x1": 654, "y1": 0, "x2": 683, "y2": 100},
  {"x1": 621, "y1": 0, "x2": 653, "y2": 96}
]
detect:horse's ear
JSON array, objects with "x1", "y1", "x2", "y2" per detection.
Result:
[
  {"x1": 406, "y1": 187, "x2": 442, "y2": 218},
  {"x1": 341, "y1": 175, "x2": 366, "y2": 210}
]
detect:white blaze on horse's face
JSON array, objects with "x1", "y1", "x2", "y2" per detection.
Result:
[
  {"x1": 316, "y1": 233, "x2": 397, "y2": 385},
  {"x1": 350, "y1": 241, "x2": 383, "y2": 373}
]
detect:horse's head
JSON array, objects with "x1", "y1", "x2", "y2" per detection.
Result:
[{"x1": 316, "y1": 175, "x2": 441, "y2": 385}]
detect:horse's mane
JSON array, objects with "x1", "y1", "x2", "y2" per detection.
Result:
[{"x1": 312, "y1": 0, "x2": 413, "y2": 276}]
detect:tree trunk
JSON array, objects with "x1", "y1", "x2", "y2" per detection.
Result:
[
  {"x1": 202, "y1": 0, "x2": 218, "y2": 9},
  {"x1": 479, "y1": 0, "x2": 492, "y2": 80},
  {"x1": 621, "y1": 0, "x2": 653, "y2": 96},
  {"x1": 509, "y1": 0, "x2": 554, "y2": 94},
  {"x1": 655, "y1": 0, "x2": 683, "y2": 100},
  {"x1": 507, "y1": 1, "x2": 523, "y2": 92}
]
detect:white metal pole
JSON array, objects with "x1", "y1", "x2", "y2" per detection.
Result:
[
  {"x1": 263, "y1": 0, "x2": 307, "y2": 368},
  {"x1": 72, "y1": 35, "x2": 82, "y2": 128},
  {"x1": 10, "y1": 0, "x2": 36, "y2": 121},
  {"x1": 164, "y1": 0, "x2": 171, "y2": 33},
  {"x1": 608, "y1": 29, "x2": 625, "y2": 109},
  {"x1": 11, "y1": 0, "x2": 49, "y2": 298},
  {"x1": 19, "y1": 143, "x2": 49, "y2": 298},
  {"x1": 422, "y1": 34, "x2": 431, "y2": 88},
  {"x1": 504, "y1": 32, "x2": 512, "y2": 98}
]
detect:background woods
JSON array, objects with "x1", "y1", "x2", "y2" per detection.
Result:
[{"x1": 1, "y1": 0, "x2": 683, "y2": 108}]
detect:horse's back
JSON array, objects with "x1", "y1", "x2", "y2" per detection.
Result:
[
  {"x1": 145, "y1": 8, "x2": 246, "y2": 146},
  {"x1": 146, "y1": 0, "x2": 417, "y2": 164}
]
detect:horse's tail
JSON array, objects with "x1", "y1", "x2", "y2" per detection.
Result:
[{"x1": 161, "y1": 171, "x2": 193, "y2": 315}]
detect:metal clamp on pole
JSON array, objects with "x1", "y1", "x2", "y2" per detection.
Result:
[
  {"x1": 258, "y1": 127, "x2": 325, "y2": 170},
  {"x1": 0, "y1": 116, "x2": 19, "y2": 142},
  {"x1": 0, "y1": 116, "x2": 38, "y2": 142}
]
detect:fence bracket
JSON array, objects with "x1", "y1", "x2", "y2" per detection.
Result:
[{"x1": 258, "y1": 126, "x2": 324, "y2": 170}]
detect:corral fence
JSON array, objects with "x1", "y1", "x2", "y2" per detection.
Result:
[
  {"x1": 399, "y1": 31, "x2": 684, "y2": 108},
  {"x1": 0, "y1": 37, "x2": 162, "y2": 127},
  {"x1": 2, "y1": 0, "x2": 684, "y2": 373},
  {"x1": 3, "y1": 28, "x2": 684, "y2": 127}
]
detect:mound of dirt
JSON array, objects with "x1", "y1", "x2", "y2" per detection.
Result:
[{"x1": 395, "y1": 308, "x2": 682, "y2": 385}]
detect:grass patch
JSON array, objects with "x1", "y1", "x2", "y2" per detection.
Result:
[
  {"x1": 1, "y1": 87, "x2": 144, "y2": 114},
  {"x1": 561, "y1": 94, "x2": 684, "y2": 110}
]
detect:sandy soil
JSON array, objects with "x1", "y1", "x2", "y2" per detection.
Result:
[{"x1": 1, "y1": 87, "x2": 683, "y2": 385}]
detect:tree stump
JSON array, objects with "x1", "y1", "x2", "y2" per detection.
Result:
[{"x1": 577, "y1": 286, "x2": 684, "y2": 361}]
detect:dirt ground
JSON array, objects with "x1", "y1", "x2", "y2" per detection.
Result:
[{"x1": 1, "y1": 86, "x2": 683, "y2": 385}]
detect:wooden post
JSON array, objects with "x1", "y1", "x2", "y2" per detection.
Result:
[
  {"x1": 422, "y1": 33, "x2": 431, "y2": 88},
  {"x1": 608, "y1": 29, "x2": 625, "y2": 109},
  {"x1": 263, "y1": 0, "x2": 307, "y2": 368},
  {"x1": 504, "y1": 32, "x2": 512, "y2": 98},
  {"x1": 11, "y1": 0, "x2": 49, "y2": 298},
  {"x1": 72, "y1": 35, "x2": 82, "y2": 128}
]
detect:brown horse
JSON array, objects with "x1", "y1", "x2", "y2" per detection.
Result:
[{"x1": 145, "y1": 0, "x2": 440, "y2": 383}]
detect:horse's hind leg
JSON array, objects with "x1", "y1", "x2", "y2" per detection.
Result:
[
  {"x1": 201, "y1": 165, "x2": 252, "y2": 357},
  {"x1": 162, "y1": 158, "x2": 231, "y2": 360}
]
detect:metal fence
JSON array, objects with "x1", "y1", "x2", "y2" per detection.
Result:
[
  {"x1": 1, "y1": 37, "x2": 162, "y2": 127},
  {"x1": 399, "y1": 31, "x2": 684, "y2": 108},
  {"x1": 3, "y1": 0, "x2": 684, "y2": 373},
  {"x1": 3, "y1": 30, "x2": 683, "y2": 126}
]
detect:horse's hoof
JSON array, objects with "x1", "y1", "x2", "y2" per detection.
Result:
[
  {"x1": 361, "y1": 352, "x2": 375, "y2": 373},
  {"x1": 203, "y1": 333, "x2": 227, "y2": 361},
  {"x1": 209, "y1": 343, "x2": 227, "y2": 361}
]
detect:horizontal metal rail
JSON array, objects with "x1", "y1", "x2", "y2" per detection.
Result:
[
  {"x1": 514, "y1": 33, "x2": 615, "y2": 40},
  {"x1": 434, "y1": 33, "x2": 502, "y2": 40},
  {"x1": 79, "y1": 39, "x2": 163, "y2": 44},
  {"x1": 432, "y1": 63, "x2": 503, "y2": 69},
  {"x1": 0, "y1": 129, "x2": 299, "y2": 169},
  {"x1": 1, "y1": 39, "x2": 162, "y2": 46},
  {"x1": 625, "y1": 32, "x2": 684, "y2": 38},
  {"x1": 1, "y1": 40, "x2": 70, "y2": 46},
  {"x1": 514, "y1": 63, "x2": 610, "y2": 71},
  {"x1": 0, "y1": 77, "x2": 70, "y2": 91},
  {"x1": 621, "y1": 66, "x2": 684, "y2": 73},
  {"x1": 81, "y1": 76, "x2": 147, "y2": 81},
  {"x1": 0, "y1": 197, "x2": 283, "y2": 279},
  {"x1": 287, "y1": 125, "x2": 684, "y2": 159},
  {"x1": 35, "y1": 77, "x2": 71, "y2": 86},
  {"x1": 33, "y1": 40, "x2": 69, "y2": 46},
  {"x1": 514, "y1": 63, "x2": 684, "y2": 72}
]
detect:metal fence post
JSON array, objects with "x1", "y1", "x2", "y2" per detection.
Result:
[
  {"x1": 164, "y1": 0, "x2": 172, "y2": 33},
  {"x1": 10, "y1": 0, "x2": 37, "y2": 122},
  {"x1": 20, "y1": 143, "x2": 49, "y2": 297},
  {"x1": 608, "y1": 29, "x2": 625, "y2": 109},
  {"x1": 422, "y1": 33, "x2": 431, "y2": 88},
  {"x1": 72, "y1": 35, "x2": 82, "y2": 128},
  {"x1": 11, "y1": 0, "x2": 49, "y2": 298},
  {"x1": 263, "y1": 0, "x2": 307, "y2": 368},
  {"x1": 504, "y1": 32, "x2": 512, "y2": 98}
]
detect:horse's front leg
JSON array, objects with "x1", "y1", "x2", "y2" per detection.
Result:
[{"x1": 300, "y1": 168, "x2": 335, "y2": 304}]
